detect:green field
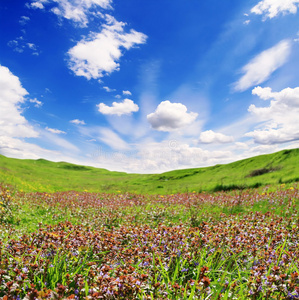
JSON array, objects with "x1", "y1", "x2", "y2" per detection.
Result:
[
  {"x1": 0, "y1": 148, "x2": 298, "y2": 194},
  {"x1": 0, "y1": 180, "x2": 298, "y2": 299},
  {"x1": 0, "y1": 149, "x2": 299, "y2": 299}
]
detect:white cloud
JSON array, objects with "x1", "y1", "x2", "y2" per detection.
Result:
[
  {"x1": 29, "y1": 98, "x2": 43, "y2": 108},
  {"x1": 98, "y1": 128, "x2": 130, "y2": 150},
  {"x1": 87, "y1": 138, "x2": 234, "y2": 173},
  {"x1": 46, "y1": 127, "x2": 66, "y2": 134},
  {"x1": 243, "y1": 20, "x2": 250, "y2": 25},
  {"x1": 97, "y1": 99, "x2": 139, "y2": 116},
  {"x1": 8, "y1": 37, "x2": 40, "y2": 55},
  {"x1": 234, "y1": 40, "x2": 291, "y2": 92},
  {"x1": 0, "y1": 136, "x2": 56, "y2": 160},
  {"x1": 127, "y1": 142, "x2": 232, "y2": 173},
  {"x1": 235, "y1": 142, "x2": 249, "y2": 150},
  {"x1": 28, "y1": 0, "x2": 112, "y2": 27},
  {"x1": 123, "y1": 90, "x2": 132, "y2": 96},
  {"x1": 0, "y1": 65, "x2": 38, "y2": 139},
  {"x1": 147, "y1": 100, "x2": 198, "y2": 132},
  {"x1": 42, "y1": 130, "x2": 79, "y2": 152},
  {"x1": 70, "y1": 119, "x2": 86, "y2": 125},
  {"x1": 103, "y1": 86, "x2": 115, "y2": 92},
  {"x1": 245, "y1": 86, "x2": 299, "y2": 144},
  {"x1": 27, "y1": 43, "x2": 37, "y2": 50},
  {"x1": 30, "y1": 2, "x2": 45, "y2": 9},
  {"x1": 0, "y1": 65, "x2": 80, "y2": 162},
  {"x1": 199, "y1": 130, "x2": 234, "y2": 144},
  {"x1": 246, "y1": 128, "x2": 299, "y2": 144},
  {"x1": 19, "y1": 16, "x2": 30, "y2": 25},
  {"x1": 251, "y1": 0, "x2": 299, "y2": 19},
  {"x1": 68, "y1": 15, "x2": 147, "y2": 79}
]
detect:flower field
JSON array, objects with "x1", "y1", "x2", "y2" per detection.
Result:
[{"x1": 0, "y1": 184, "x2": 298, "y2": 299}]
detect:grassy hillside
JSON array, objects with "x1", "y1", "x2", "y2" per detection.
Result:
[{"x1": 0, "y1": 148, "x2": 298, "y2": 193}]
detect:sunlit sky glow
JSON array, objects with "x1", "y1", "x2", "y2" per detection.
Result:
[{"x1": 1, "y1": 0, "x2": 299, "y2": 173}]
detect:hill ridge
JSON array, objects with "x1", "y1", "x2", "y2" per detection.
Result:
[{"x1": 0, "y1": 148, "x2": 298, "y2": 194}]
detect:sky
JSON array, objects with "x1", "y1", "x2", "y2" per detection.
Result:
[{"x1": 0, "y1": 0, "x2": 299, "y2": 173}]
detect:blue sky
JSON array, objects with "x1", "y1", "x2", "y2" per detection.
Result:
[{"x1": 0, "y1": 0, "x2": 299, "y2": 173}]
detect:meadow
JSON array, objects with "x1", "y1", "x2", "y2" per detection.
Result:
[{"x1": 0, "y1": 182, "x2": 299, "y2": 299}]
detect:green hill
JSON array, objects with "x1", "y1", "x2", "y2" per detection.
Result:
[{"x1": 0, "y1": 148, "x2": 298, "y2": 194}]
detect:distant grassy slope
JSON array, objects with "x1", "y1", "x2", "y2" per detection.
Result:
[{"x1": 0, "y1": 148, "x2": 298, "y2": 194}]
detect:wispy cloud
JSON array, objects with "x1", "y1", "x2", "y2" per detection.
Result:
[
  {"x1": 103, "y1": 86, "x2": 116, "y2": 92},
  {"x1": 7, "y1": 37, "x2": 40, "y2": 55},
  {"x1": 46, "y1": 127, "x2": 66, "y2": 134},
  {"x1": 28, "y1": 0, "x2": 112, "y2": 27},
  {"x1": 98, "y1": 128, "x2": 130, "y2": 150},
  {"x1": 19, "y1": 16, "x2": 30, "y2": 25},
  {"x1": 29, "y1": 98, "x2": 43, "y2": 108},
  {"x1": 70, "y1": 119, "x2": 86, "y2": 125},
  {"x1": 234, "y1": 40, "x2": 291, "y2": 92}
]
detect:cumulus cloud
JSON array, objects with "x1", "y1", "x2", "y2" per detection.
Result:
[
  {"x1": 0, "y1": 65, "x2": 38, "y2": 139},
  {"x1": 28, "y1": 0, "x2": 112, "y2": 27},
  {"x1": 30, "y1": 1, "x2": 45, "y2": 9},
  {"x1": 70, "y1": 119, "x2": 86, "y2": 125},
  {"x1": 246, "y1": 128, "x2": 299, "y2": 144},
  {"x1": 199, "y1": 130, "x2": 234, "y2": 144},
  {"x1": 234, "y1": 40, "x2": 291, "y2": 92},
  {"x1": 251, "y1": 0, "x2": 299, "y2": 19},
  {"x1": 97, "y1": 99, "x2": 139, "y2": 116},
  {"x1": 68, "y1": 15, "x2": 147, "y2": 79},
  {"x1": 245, "y1": 86, "x2": 299, "y2": 144},
  {"x1": 46, "y1": 127, "x2": 66, "y2": 134},
  {"x1": 147, "y1": 100, "x2": 198, "y2": 132}
]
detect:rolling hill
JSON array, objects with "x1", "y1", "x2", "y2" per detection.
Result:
[{"x1": 0, "y1": 148, "x2": 298, "y2": 194}]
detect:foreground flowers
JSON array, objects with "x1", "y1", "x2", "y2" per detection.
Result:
[{"x1": 0, "y1": 184, "x2": 298, "y2": 299}]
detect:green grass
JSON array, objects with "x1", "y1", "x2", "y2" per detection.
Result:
[
  {"x1": 1, "y1": 184, "x2": 298, "y2": 299},
  {"x1": 0, "y1": 148, "x2": 298, "y2": 194}
]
